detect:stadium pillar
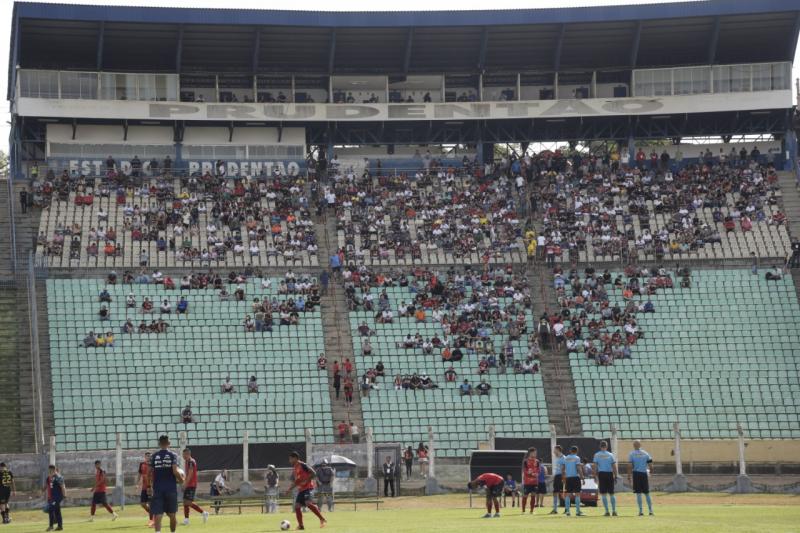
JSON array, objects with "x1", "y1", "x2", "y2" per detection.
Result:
[
  {"x1": 487, "y1": 425, "x2": 495, "y2": 450},
  {"x1": 733, "y1": 423, "x2": 753, "y2": 493},
  {"x1": 611, "y1": 424, "x2": 626, "y2": 492},
  {"x1": 113, "y1": 433, "x2": 124, "y2": 508},
  {"x1": 627, "y1": 133, "x2": 636, "y2": 166},
  {"x1": 783, "y1": 129, "x2": 798, "y2": 173},
  {"x1": 305, "y1": 428, "x2": 313, "y2": 464},
  {"x1": 666, "y1": 422, "x2": 688, "y2": 492},
  {"x1": 364, "y1": 427, "x2": 377, "y2": 495},
  {"x1": 549, "y1": 423, "x2": 556, "y2": 459},
  {"x1": 48, "y1": 435, "x2": 56, "y2": 467},
  {"x1": 178, "y1": 431, "x2": 187, "y2": 500},
  {"x1": 424, "y1": 426, "x2": 441, "y2": 495},
  {"x1": 240, "y1": 430, "x2": 254, "y2": 496}
]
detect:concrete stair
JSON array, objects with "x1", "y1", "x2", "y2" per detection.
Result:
[
  {"x1": 529, "y1": 262, "x2": 583, "y2": 437},
  {"x1": 317, "y1": 213, "x2": 365, "y2": 440},
  {"x1": 777, "y1": 171, "x2": 800, "y2": 239},
  {"x1": 0, "y1": 180, "x2": 15, "y2": 278},
  {"x1": 0, "y1": 288, "x2": 22, "y2": 452}
]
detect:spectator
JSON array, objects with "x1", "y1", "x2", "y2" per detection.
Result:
[
  {"x1": 176, "y1": 297, "x2": 188, "y2": 314},
  {"x1": 221, "y1": 377, "x2": 234, "y2": 393},
  {"x1": 459, "y1": 379, "x2": 472, "y2": 396},
  {"x1": 247, "y1": 376, "x2": 259, "y2": 393},
  {"x1": 99, "y1": 289, "x2": 112, "y2": 303},
  {"x1": 181, "y1": 405, "x2": 193, "y2": 423},
  {"x1": 317, "y1": 353, "x2": 327, "y2": 370},
  {"x1": 477, "y1": 379, "x2": 492, "y2": 396},
  {"x1": 350, "y1": 422, "x2": 360, "y2": 444},
  {"x1": 98, "y1": 305, "x2": 110, "y2": 321},
  {"x1": 337, "y1": 420, "x2": 349, "y2": 443},
  {"x1": 444, "y1": 366, "x2": 457, "y2": 382}
]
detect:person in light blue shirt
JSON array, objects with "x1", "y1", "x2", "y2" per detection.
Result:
[
  {"x1": 549, "y1": 445, "x2": 566, "y2": 514},
  {"x1": 562, "y1": 446, "x2": 585, "y2": 516},
  {"x1": 628, "y1": 440, "x2": 654, "y2": 516},
  {"x1": 592, "y1": 441, "x2": 618, "y2": 516}
]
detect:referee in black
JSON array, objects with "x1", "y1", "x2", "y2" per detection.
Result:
[{"x1": 382, "y1": 456, "x2": 396, "y2": 497}]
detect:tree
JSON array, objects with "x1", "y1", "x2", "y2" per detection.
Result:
[{"x1": 0, "y1": 151, "x2": 7, "y2": 177}]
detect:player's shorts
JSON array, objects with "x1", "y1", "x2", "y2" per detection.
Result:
[
  {"x1": 316, "y1": 484, "x2": 333, "y2": 495},
  {"x1": 183, "y1": 487, "x2": 197, "y2": 501},
  {"x1": 632, "y1": 471, "x2": 649, "y2": 494},
  {"x1": 565, "y1": 476, "x2": 582, "y2": 494},
  {"x1": 523, "y1": 484, "x2": 538, "y2": 495},
  {"x1": 598, "y1": 472, "x2": 615, "y2": 494},
  {"x1": 486, "y1": 484, "x2": 504, "y2": 498},
  {"x1": 295, "y1": 489, "x2": 313, "y2": 506},
  {"x1": 0, "y1": 487, "x2": 10, "y2": 504},
  {"x1": 140, "y1": 490, "x2": 150, "y2": 504},
  {"x1": 552, "y1": 474, "x2": 563, "y2": 493},
  {"x1": 91, "y1": 491, "x2": 108, "y2": 505},
  {"x1": 150, "y1": 491, "x2": 178, "y2": 515},
  {"x1": 537, "y1": 482, "x2": 547, "y2": 494}
]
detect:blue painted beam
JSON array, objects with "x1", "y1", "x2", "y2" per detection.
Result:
[
  {"x1": 553, "y1": 24, "x2": 566, "y2": 71},
  {"x1": 790, "y1": 11, "x2": 800, "y2": 61},
  {"x1": 403, "y1": 28, "x2": 414, "y2": 74},
  {"x1": 96, "y1": 21, "x2": 105, "y2": 71},
  {"x1": 630, "y1": 20, "x2": 641, "y2": 68},
  {"x1": 328, "y1": 30, "x2": 336, "y2": 74},
  {"x1": 14, "y1": 0, "x2": 800, "y2": 28},
  {"x1": 252, "y1": 28, "x2": 261, "y2": 74},
  {"x1": 478, "y1": 27, "x2": 489, "y2": 71},
  {"x1": 175, "y1": 24, "x2": 184, "y2": 73},
  {"x1": 707, "y1": 16, "x2": 720, "y2": 64}
]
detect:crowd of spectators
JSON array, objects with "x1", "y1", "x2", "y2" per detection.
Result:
[
  {"x1": 326, "y1": 163, "x2": 527, "y2": 264},
  {"x1": 547, "y1": 265, "x2": 683, "y2": 366},
  {"x1": 34, "y1": 165, "x2": 318, "y2": 265},
  {"x1": 344, "y1": 265, "x2": 540, "y2": 398},
  {"x1": 528, "y1": 149, "x2": 785, "y2": 262}
]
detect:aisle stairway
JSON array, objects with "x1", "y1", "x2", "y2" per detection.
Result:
[
  {"x1": 318, "y1": 212, "x2": 365, "y2": 441},
  {"x1": 529, "y1": 262, "x2": 583, "y2": 437}
]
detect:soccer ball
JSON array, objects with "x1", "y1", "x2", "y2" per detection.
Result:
[{"x1": 280, "y1": 519, "x2": 291, "y2": 530}]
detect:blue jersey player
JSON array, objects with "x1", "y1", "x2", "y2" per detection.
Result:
[
  {"x1": 592, "y1": 441, "x2": 618, "y2": 516},
  {"x1": 562, "y1": 446, "x2": 584, "y2": 517},
  {"x1": 628, "y1": 440, "x2": 654, "y2": 516},
  {"x1": 149, "y1": 435, "x2": 185, "y2": 533},
  {"x1": 549, "y1": 445, "x2": 565, "y2": 514}
]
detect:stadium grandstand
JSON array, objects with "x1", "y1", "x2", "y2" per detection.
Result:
[{"x1": 1, "y1": 0, "x2": 800, "y2": 509}]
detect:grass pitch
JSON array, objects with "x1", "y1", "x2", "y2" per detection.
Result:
[{"x1": 4, "y1": 493, "x2": 798, "y2": 532}]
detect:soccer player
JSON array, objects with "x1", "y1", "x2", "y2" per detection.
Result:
[
  {"x1": 44, "y1": 465, "x2": 66, "y2": 532},
  {"x1": 89, "y1": 460, "x2": 118, "y2": 522},
  {"x1": 150, "y1": 435, "x2": 185, "y2": 533},
  {"x1": 287, "y1": 451, "x2": 327, "y2": 530},
  {"x1": 521, "y1": 447, "x2": 540, "y2": 514},
  {"x1": 562, "y1": 446, "x2": 585, "y2": 517},
  {"x1": 536, "y1": 462, "x2": 547, "y2": 510},
  {"x1": 592, "y1": 440, "x2": 618, "y2": 516},
  {"x1": 137, "y1": 452, "x2": 154, "y2": 527},
  {"x1": 181, "y1": 448, "x2": 209, "y2": 525},
  {"x1": 628, "y1": 440, "x2": 654, "y2": 516},
  {"x1": 549, "y1": 445, "x2": 565, "y2": 514},
  {"x1": 467, "y1": 472, "x2": 504, "y2": 518},
  {"x1": 0, "y1": 462, "x2": 16, "y2": 524}
]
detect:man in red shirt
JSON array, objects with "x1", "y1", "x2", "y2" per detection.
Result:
[
  {"x1": 89, "y1": 461, "x2": 117, "y2": 522},
  {"x1": 337, "y1": 421, "x2": 349, "y2": 444},
  {"x1": 468, "y1": 472, "x2": 504, "y2": 518},
  {"x1": 181, "y1": 449, "x2": 208, "y2": 525},
  {"x1": 521, "y1": 447, "x2": 541, "y2": 514},
  {"x1": 287, "y1": 451, "x2": 326, "y2": 530},
  {"x1": 137, "y1": 452, "x2": 153, "y2": 527}
]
